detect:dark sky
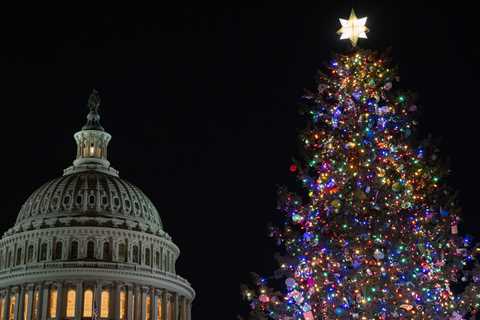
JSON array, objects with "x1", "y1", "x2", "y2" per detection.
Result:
[{"x1": 0, "y1": 2, "x2": 478, "y2": 318}]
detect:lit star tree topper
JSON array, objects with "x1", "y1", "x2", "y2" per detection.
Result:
[{"x1": 337, "y1": 9, "x2": 369, "y2": 47}]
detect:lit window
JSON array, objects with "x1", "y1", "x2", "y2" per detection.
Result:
[
  {"x1": 23, "y1": 292, "x2": 28, "y2": 320},
  {"x1": 8, "y1": 294, "x2": 15, "y2": 320},
  {"x1": 32, "y1": 290, "x2": 39, "y2": 320},
  {"x1": 66, "y1": 289, "x2": 76, "y2": 317},
  {"x1": 100, "y1": 290, "x2": 109, "y2": 318},
  {"x1": 83, "y1": 289, "x2": 93, "y2": 317},
  {"x1": 119, "y1": 290, "x2": 126, "y2": 320},
  {"x1": 49, "y1": 288, "x2": 57, "y2": 318},
  {"x1": 156, "y1": 296, "x2": 162, "y2": 320},
  {"x1": 146, "y1": 295, "x2": 151, "y2": 320}
]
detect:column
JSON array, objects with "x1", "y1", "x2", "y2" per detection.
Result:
[
  {"x1": 161, "y1": 292, "x2": 167, "y2": 320},
  {"x1": 186, "y1": 301, "x2": 191, "y2": 320},
  {"x1": 134, "y1": 286, "x2": 141, "y2": 320},
  {"x1": 127, "y1": 285, "x2": 134, "y2": 320},
  {"x1": 2, "y1": 288, "x2": 10, "y2": 320},
  {"x1": 94, "y1": 282, "x2": 102, "y2": 319},
  {"x1": 151, "y1": 290, "x2": 158, "y2": 320},
  {"x1": 74, "y1": 282, "x2": 83, "y2": 320},
  {"x1": 12, "y1": 287, "x2": 20, "y2": 320},
  {"x1": 113, "y1": 282, "x2": 120, "y2": 320},
  {"x1": 140, "y1": 287, "x2": 147, "y2": 320},
  {"x1": 173, "y1": 294, "x2": 178, "y2": 320},
  {"x1": 54, "y1": 282, "x2": 63, "y2": 320},
  {"x1": 25, "y1": 285, "x2": 34, "y2": 320},
  {"x1": 40, "y1": 284, "x2": 49, "y2": 320}
]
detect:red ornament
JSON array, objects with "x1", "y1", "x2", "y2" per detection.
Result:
[{"x1": 289, "y1": 164, "x2": 297, "y2": 172}]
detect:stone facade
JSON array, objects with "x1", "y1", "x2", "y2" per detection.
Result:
[{"x1": 0, "y1": 91, "x2": 194, "y2": 319}]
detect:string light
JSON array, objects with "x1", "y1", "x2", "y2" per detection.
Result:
[{"x1": 243, "y1": 50, "x2": 480, "y2": 319}]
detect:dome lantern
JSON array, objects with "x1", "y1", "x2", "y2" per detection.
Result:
[{"x1": 64, "y1": 89, "x2": 119, "y2": 177}]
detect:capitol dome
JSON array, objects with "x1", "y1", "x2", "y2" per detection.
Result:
[{"x1": 0, "y1": 91, "x2": 194, "y2": 320}]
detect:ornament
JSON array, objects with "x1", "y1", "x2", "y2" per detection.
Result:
[
  {"x1": 335, "y1": 307, "x2": 345, "y2": 316},
  {"x1": 303, "y1": 311, "x2": 314, "y2": 320},
  {"x1": 451, "y1": 224, "x2": 458, "y2": 235},
  {"x1": 449, "y1": 311, "x2": 464, "y2": 320},
  {"x1": 383, "y1": 82, "x2": 392, "y2": 91},
  {"x1": 440, "y1": 209, "x2": 449, "y2": 217},
  {"x1": 374, "y1": 249, "x2": 384, "y2": 260},
  {"x1": 258, "y1": 294, "x2": 270, "y2": 303},
  {"x1": 331, "y1": 199, "x2": 342, "y2": 209},
  {"x1": 289, "y1": 164, "x2": 297, "y2": 172},
  {"x1": 400, "y1": 304, "x2": 413, "y2": 311},
  {"x1": 317, "y1": 83, "x2": 328, "y2": 93},
  {"x1": 392, "y1": 182, "x2": 402, "y2": 192}
]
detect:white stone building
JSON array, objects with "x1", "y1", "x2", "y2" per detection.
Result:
[{"x1": 0, "y1": 91, "x2": 194, "y2": 320}]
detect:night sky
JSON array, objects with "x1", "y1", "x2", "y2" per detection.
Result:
[{"x1": 0, "y1": 2, "x2": 478, "y2": 318}]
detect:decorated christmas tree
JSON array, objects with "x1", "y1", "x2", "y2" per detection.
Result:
[{"x1": 243, "y1": 10, "x2": 480, "y2": 320}]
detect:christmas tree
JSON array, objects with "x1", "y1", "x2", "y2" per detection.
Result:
[{"x1": 243, "y1": 10, "x2": 480, "y2": 320}]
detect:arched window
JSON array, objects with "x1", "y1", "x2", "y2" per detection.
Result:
[
  {"x1": 27, "y1": 245, "x2": 34, "y2": 263},
  {"x1": 155, "y1": 251, "x2": 160, "y2": 268},
  {"x1": 54, "y1": 242, "x2": 62, "y2": 260},
  {"x1": 118, "y1": 243, "x2": 127, "y2": 262},
  {"x1": 23, "y1": 292, "x2": 28, "y2": 320},
  {"x1": 100, "y1": 289, "x2": 109, "y2": 318},
  {"x1": 83, "y1": 289, "x2": 93, "y2": 317},
  {"x1": 40, "y1": 243, "x2": 47, "y2": 261},
  {"x1": 145, "y1": 248, "x2": 151, "y2": 266},
  {"x1": 66, "y1": 289, "x2": 76, "y2": 317},
  {"x1": 156, "y1": 296, "x2": 162, "y2": 320},
  {"x1": 132, "y1": 245, "x2": 139, "y2": 264},
  {"x1": 87, "y1": 241, "x2": 95, "y2": 259},
  {"x1": 119, "y1": 289, "x2": 127, "y2": 320},
  {"x1": 70, "y1": 241, "x2": 78, "y2": 259},
  {"x1": 15, "y1": 247, "x2": 22, "y2": 266},
  {"x1": 8, "y1": 294, "x2": 15, "y2": 320},
  {"x1": 49, "y1": 288, "x2": 57, "y2": 318},
  {"x1": 103, "y1": 242, "x2": 111, "y2": 261},
  {"x1": 146, "y1": 295, "x2": 151, "y2": 320}
]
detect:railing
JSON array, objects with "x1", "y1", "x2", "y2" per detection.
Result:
[{"x1": 0, "y1": 261, "x2": 191, "y2": 286}]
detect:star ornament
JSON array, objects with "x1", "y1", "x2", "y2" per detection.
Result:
[{"x1": 337, "y1": 9, "x2": 369, "y2": 47}]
